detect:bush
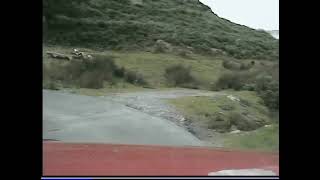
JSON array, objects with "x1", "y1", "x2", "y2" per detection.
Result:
[
  {"x1": 240, "y1": 62, "x2": 253, "y2": 70},
  {"x1": 222, "y1": 60, "x2": 240, "y2": 70},
  {"x1": 125, "y1": 71, "x2": 147, "y2": 85},
  {"x1": 239, "y1": 98, "x2": 251, "y2": 107},
  {"x1": 64, "y1": 61, "x2": 85, "y2": 81},
  {"x1": 44, "y1": 55, "x2": 129, "y2": 89},
  {"x1": 177, "y1": 50, "x2": 188, "y2": 57},
  {"x1": 254, "y1": 74, "x2": 279, "y2": 110},
  {"x1": 43, "y1": 62, "x2": 66, "y2": 81},
  {"x1": 241, "y1": 83, "x2": 256, "y2": 91},
  {"x1": 215, "y1": 63, "x2": 279, "y2": 111},
  {"x1": 255, "y1": 74, "x2": 273, "y2": 91},
  {"x1": 43, "y1": 81, "x2": 60, "y2": 90},
  {"x1": 208, "y1": 114, "x2": 232, "y2": 132},
  {"x1": 222, "y1": 60, "x2": 253, "y2": 71},
  {"x1": 214, "y1": 72, "x2": 244, "y2": 90},
  {"x1": 259, "y1": 89, "x2": 279, "y2": 110},
  {"x1": 180, "y1": 82, "x2": 199, "y2": 89},
  {"x1": 229, "y1": 112, "x2": 262, "y2": 131},
  {"x1": 79, "y1": 70, "x2": 104, "y2": 89},
  {"x1": 66, "y1": 56, "x2": 116, "y2": 87},
  {"x1": 44, "y1": 55, "x2": 149, "y2": 89},
  {"x1": 164, "y1": 64, "x2": 194, "y2": 86},
  {"x1": 218, "y1": 104, "x2": 235, "y2": 111},
  {"x1": 177, "y1": 49, "x2": 192, "y2": 59},
  {"x1": 214, "y1": 70, "x2": 261, "y2": 91},
  {"x1": 153, "y1": 40, "x2": 172, "y2": 53},
  {"x1": 83, "y1": 56, "x2": 117, "y2": 75},
  {"x1": 114, "y1": 66, "x2": 126, "y2": 77},
  {"x1": 153, "y1": 45, "x2": 166, "y2": 53}
]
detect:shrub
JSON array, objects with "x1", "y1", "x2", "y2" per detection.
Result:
[
  {"x1": 83, "y1": 55, "x2": 117, "y2": 74},
  {"x1": 241, "y1": 83, "x2": 256, "y2": 91},
  {"x1": 79, "y1": 70, "x2": 104, "y2": 89},
  {"x1": 259, "y1": 89, "x2": 279, "y2": 110},
  {"x1": 240, "y1": 62, "x2": 253, "y2": 70},
  {"x1": 208, "y1": 114, "x2": 232, "y2": 132},
  {"x1": 177, "y1": 49, "x2": 192, "y2": 59},
  {"x1": 125, "y1": 71, "x2": 147, "y2": 85},
  {"x1": 254, "y1": 73, "x2": 279, "y2": 110},
  {"x1": 218, "y1": 104, "x2": 235, "y2": 111},
  {"x1": 64, "y1": 61, "x2": 85, "y2": 81},
  {"x1": 164, "y1": 64, "x2": 194, "y2": 86},
  {"x1": 180, "y1": 82, "x2": 199, "y2": 89},
  {"x1": 239, "y1": 98, "x2": 251, "y2": 107},
  {"x1": 255, "y1": 74, "x2": 273, "y2": 92},
  {"x1": 114, "y1": 66, "x2": 126, "y2": 77},
  {"x1": 229, "y1": 112, "x2": 261, "y2": 131},
  {"x1": 214, "y1": 72, "x2": 244, "y2": 90},
  {"x1": 44, "y1": 63, "x2": 60, "y2": 80},
  {"x1": 214, "y1": 70, "x2": 260, "y2": 91},
  {"x1": 222, "y1": 60, "x2": 240, "y2": 70},
  {"x1": 153, "y1": 40, "x2": 172, "y2": 53},
  {"x1": 43, "y1": 81, "x2": 60, "y2": 90},
  {"x1": 215, "y1": 63, "x2": 279, "y2": 111},
  {"x1": 223, "y1": 60, "x2": 253, "y2": 71},
  {"x1": 44, "y1": 55, "x2": 150, "y2": 89},
  {"x1": 177, "y1": 50, "x2": 188, "y2": 57},
  {"x1": 44, "y1": 55, "x2": 122, "y2": 89}
]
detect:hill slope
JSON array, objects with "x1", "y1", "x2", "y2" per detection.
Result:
[
  {"x1": 43, "y1": 0, "x2": 278, "y2": 60},
  {"x1": 267, "y1": 30, "x2": 279, "y2": 39}
]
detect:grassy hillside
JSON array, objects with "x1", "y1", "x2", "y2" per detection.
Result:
[
  {"x1": 43, "y1": 0, "x2": 278, "y2": 60},
  {"x1": 168, "y1": 90, "x2": 279, "y2": 152},
  {"x1": 43, "y1": 46, "x2": 275, "y2": 89},
  {"x1": 169, "y1": 90, "x2": 272, "y2": 131}
]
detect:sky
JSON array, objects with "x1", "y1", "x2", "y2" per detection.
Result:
[{"x1": 199, "y1": 0, "x2": 279, "y2": 30}]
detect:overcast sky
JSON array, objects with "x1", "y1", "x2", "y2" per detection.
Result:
[{"x1": 199, "y1": 0, "x2": 279, "y2": 30}]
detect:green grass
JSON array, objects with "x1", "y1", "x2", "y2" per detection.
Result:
[
  {"x1": 112, "y1": 51, "x2": 226, "y2": 88},
  {"x1": 168, "y1": 91, "x2": 278, "y2": 151},
  {"x1": 223, "y1": 124, "x2": 279, "y2": 152},
  {"x1": 43, "y1": 46, "x2": 228, "y2": 88},
  {"x1": 168, "y1": 90, "x2": 271, "y2": 124},
  {"x1": 43, "y1": 46, "x2": 277, "y2": 92}
]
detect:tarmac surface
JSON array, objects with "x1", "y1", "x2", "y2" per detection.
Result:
[{"x1": 43, "y1": 90, "x2": 203, "y2": 146}]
